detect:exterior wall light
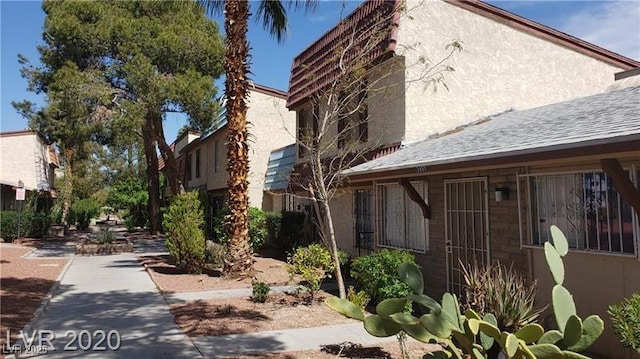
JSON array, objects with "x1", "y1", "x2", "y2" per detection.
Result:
[{"x1": 495, "y1": 186, "x2": 510, "y2": 202}]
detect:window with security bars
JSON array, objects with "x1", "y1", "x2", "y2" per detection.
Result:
[
  {"x1": 376, "y1": 181, "x2": 428, "y2": 252},
  {"x1": 527, "y1": 170, "x2": 638, "y2": 255}
]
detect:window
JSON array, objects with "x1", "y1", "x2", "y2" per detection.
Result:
[
  {"x1": 195, "y1": 149, "x2": 201, "y2": 178},
  {"x1": 338, "y1": 82, "x2": 368, "y2": 149},
  {"x1": 525, "y1": 170, "x2": 638, "y2": 255},
  {"x1": 297, "y1": 105, "x2": 318, "y2": 158},
  {"x1": 376, "y1": 181, "x2": 428, "y2": 252},
  {"x1": 214, "y1": 141, "x2": 220, "y2": 173},
  {"x1": 187, "y1": 153, "x2": 192, "y2": 180}
]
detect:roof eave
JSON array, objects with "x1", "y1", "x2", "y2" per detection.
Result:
[{"x1": 345, "y1": 133, "x2": 640, "y2": 181}]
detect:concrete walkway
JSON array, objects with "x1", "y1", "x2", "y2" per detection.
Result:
[
  {"x1": 19, "y1": 241, "x2": 401, "y2": 358},
  {"x1": 23, "y1": 254, "x2": 201, "y2": 358}
]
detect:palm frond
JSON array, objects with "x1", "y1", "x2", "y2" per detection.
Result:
[{"x1": 197, "y1": 0, "x2": 223, "y2": 17}]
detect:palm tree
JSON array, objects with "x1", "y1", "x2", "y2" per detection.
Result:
[{"x1": 200, "y1": 0, "x2": 316, "y2": 275}]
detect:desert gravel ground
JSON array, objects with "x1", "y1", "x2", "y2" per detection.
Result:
[{"x1": 0, "y1": 243, "x2": 69, "y2": 347}]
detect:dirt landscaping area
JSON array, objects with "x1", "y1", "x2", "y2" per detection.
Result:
[
  {"x1": 139, "y1": 249, "x2": 297, "y2": 293},
  {"x1": 171, "y1": 291, "x2": 355, "y2": 336},
  {"x1": 144, "y1": 248, "x2": 442, "y2": 358},
  {"x1": 216, "y1": 340, "x2": 441, "y2": 359},
  {"x1": 0, "y1": 243, "x2": 69, "y2": 347}
]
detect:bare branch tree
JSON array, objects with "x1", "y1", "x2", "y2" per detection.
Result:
[{"x1": 286, "y1": 1, "x2": 462, "y2": 299}]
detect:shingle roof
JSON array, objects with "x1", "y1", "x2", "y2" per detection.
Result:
[{"x1": 345, "y1": 86, "x2": 640, "y2": 176}]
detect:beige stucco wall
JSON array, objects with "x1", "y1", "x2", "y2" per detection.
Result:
[
  {"x1": 204, "y1": 131, "x2": 226, "y2": 191},
  {"x1": 396, "y1": 0, "x2": 626, "y2": 142},
  {"x1": 0, "y1": 132, "x2": 50, "y2": 190},
  {"x1": 246, "y1": 90, "x2": 296, "y2": 208},
  {"x1": 532, "y1": 250, "x2": 640, "y2": 359},
  {"x1": 184, "y1": 144, "x2": 208, "y2": 190},
  {"x1": 186, "y1": 88, "x2": 296, "y2": 210}
]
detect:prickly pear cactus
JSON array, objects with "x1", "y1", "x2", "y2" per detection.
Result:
[{"x1": 326, "y1": 225, "x2": 603, "y2": 358}]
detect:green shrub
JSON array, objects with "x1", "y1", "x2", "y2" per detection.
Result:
[
  {"x1": 49, "y1": 203, "x2": 64, "y2": 225},
  {"x1": 461, "y1": 261, "x2": 544, "y2": 332},
  {"x1": 287, "y1": 243, "x2": 334, "y2": 300},
  {"x1": 0, "y1": 211, "x2": 19, "y2": 241},
  {"x1": 204, "y1": 240, "x2": 225, "y2": 269},
  {"x1": 0, "y1": 210, "x2": 50, "y2": 240},
  {"x1": 265, "y1": 211, "x2": 309, "y2": 251},
  {"x1": 163, "y1": 191, "x2": 206, "y2": 274},
  {"x1": 213, "y1": 207, "x2": 268, "y2": 250},
  {"x1": 25, "y1": 212, "x2": 50, "y2": 238},
  {"x1": 251, "y1": 281, "x2": 271, "y2": 303},
  {"x1": 70, "y1": 198, "x2": 99, "y2": 230},
  {"x1": 98, "y1": 228, "x2": 115, "y2": 244},
  {"x1": 346, "y1": 285, "x2": 370, "y2": 311},
  {"x1": 609, "y1": 292, "x2": 640, "y2": 353},
  {"x1": 350, "y1": 249, "x2": 415, "y2": 304}
]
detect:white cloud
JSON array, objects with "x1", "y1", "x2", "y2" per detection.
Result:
[{"x1": 560, "y1": 1, "x2": 640, "y2": 60}]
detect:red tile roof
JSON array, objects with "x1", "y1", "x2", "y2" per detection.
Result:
[
  {"x1": 48, "y1": 145, "x2": 59, "y2": 168},
  {"x1": 287, "y1": 0, "x2": 401, "y2": 109},
  {"x1": 158, "y1": 143, "x2": 175, "y2": 171}
]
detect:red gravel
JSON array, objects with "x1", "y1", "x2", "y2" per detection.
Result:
[{"x1": 0, "y1": 244, "x2": 69, "y2": 347}]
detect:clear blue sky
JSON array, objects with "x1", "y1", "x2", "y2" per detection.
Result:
[{"x1": 1, "y1": 1, "x2": 639, "y2": 144}]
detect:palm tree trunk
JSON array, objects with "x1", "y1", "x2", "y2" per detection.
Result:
[
  {"x1": 143, "y1": 113, "x2": 161, "y2": 234},
  {"x1": 223, "y1": 0, "x2": 253, "y2": 276}
]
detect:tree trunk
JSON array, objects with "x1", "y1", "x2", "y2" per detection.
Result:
[
  {"x1": 222, "y1": 0, "x2": 253, "y2": 276},
  {"x1": 320, "y1": 196, "x2": 347, "y2": 299},
  {"x1": 143, "y1": 113, "x2": 161, "y2": 234},
  {"x1": 61, "y1": 148, "x2": 75, "y2": 225},
  {"x1": 152, "y1": 111, "x2": 182, "y2": 196}
]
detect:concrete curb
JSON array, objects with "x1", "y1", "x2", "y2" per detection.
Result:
[
  {"x1": 164, "y1": 285, "x2": 307, "y2": 304},
  {"x1": 140, "y1": 256, "x2": 206, "y2": 358},
  {"x1": 19, "y1": 247, "x2": 38, "y2": 258},
  {"x1": 20, "y1": 254, "x2": 75, "y2": 338}
]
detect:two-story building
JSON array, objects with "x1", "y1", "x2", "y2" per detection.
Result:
[
  {"x1": 170, "y1": 84, "x2": 296, "y2": 235},
  {"x1": 0, "y1": 130, "x2": 59, "y2": 210},
  {"x1": 278, "y1": 1, "x2": 640, "y2": 357}
]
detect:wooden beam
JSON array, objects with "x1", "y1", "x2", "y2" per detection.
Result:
[
  {"x1": 399, "y1": 179, "x2": 431, "y2": 219},
  {"x1": 601, "y1": 158, "x2": 640, "y2": 219}
]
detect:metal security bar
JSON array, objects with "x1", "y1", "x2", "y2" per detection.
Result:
[
  {"x1": 354, "y1": 189, "x2": 374, "y2": 255},
  {"x1": 375, "y1": 181, "x2": 428, "y2": 253},
  {"x1": 521, "y1": 170, "x2": 637, "y2": 256},
  {"x1": 444, "y1": 178, "x2": 489, "y2": 295}
]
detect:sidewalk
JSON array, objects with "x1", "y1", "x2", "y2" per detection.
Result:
[
  {"x1": 22, "y1": 254, "x2": 201, "y2": 358},
  {"x1": 19, "y1": 242, "x2": 401, "y2": 358}
]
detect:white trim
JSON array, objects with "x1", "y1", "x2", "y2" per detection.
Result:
[
  {"x1": 517, "y1": 173, "x2": 523, "y2": 249},
  {"x1": 522, "y1": 245, "x2": 637, "y2": 259},
  {"x1": 374, "y1": 180, "x2": 429, "y2": 253}
]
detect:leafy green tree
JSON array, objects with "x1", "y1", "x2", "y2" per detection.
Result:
[
  {"x1": 107, "y1": 176, "x2": 149, "y2": 229},
  {"x1": 16, "y1": 1, "x2": 225, "y2": 233},
  {"x1": 198, "y1": 0, "x2": 316, "y2": 276},
  {"x1": 14, "y1": 62, "x2": 113, "y2": 221}
]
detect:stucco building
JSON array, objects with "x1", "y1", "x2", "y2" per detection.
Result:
[
  {"x1": 168, "y1": 84, "x2": 296, "y2": 234},
  {"x1": 0, "y1": 130, "x2": 59, "y2": 210},
  {"x1": 278, "y1": 1, "x2": 640, "y2": 357}
]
